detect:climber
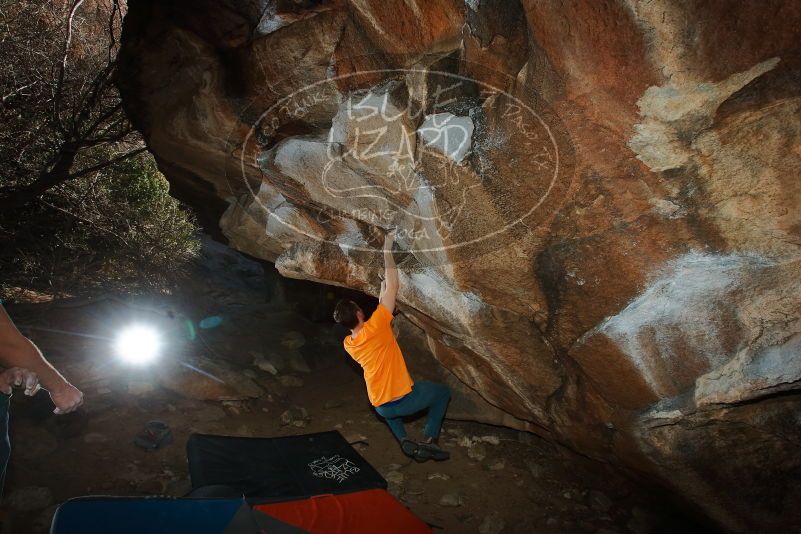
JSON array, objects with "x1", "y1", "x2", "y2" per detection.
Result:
[
  {"x1": 0, "y1": 304, "x2": 84, "y2": 492},
  {"x1": 334, "y1": 231, "x2": 451, "y2": 462}
]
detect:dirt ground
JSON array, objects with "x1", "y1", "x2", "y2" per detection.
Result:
[{"x1": 0, "y1": 245, "x2": 708, "y2": 533}]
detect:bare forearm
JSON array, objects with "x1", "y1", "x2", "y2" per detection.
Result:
[
  {"x1": 0, "y1": 307, "x2": 69, "y2": 392},
  {"x1": 0, "y1": 337, "x2": 69, "y2": 393},
  {"x1": 380, "y1": 233, "x2": 399, "y2": 312},
  {"x1": 384, "y1": 245, "x2": 398, "y2": 289}
]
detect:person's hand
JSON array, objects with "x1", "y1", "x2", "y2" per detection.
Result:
[
  {"x1": 384, "y1": 229, "x2": 396, "y2": 250},
  {"x1": 0, "y1": 367, "x2": 40, "y2": 396},
  {"x1": 49, "y1": 381, "x2": 83, "y2": 414}
]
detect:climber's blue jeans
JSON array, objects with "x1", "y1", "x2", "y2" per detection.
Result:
[
  {"x1": 374, "y1": 381, "x2": 450, "y2": 442},
  {"x1": 0, "y1": 393, "x2": 10, "y2": 494}
]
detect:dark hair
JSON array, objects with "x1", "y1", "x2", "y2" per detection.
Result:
[{"x1": 333, "y1": 299, "x2": 362, "y2": 329}]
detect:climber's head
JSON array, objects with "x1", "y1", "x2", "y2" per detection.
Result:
[{"x1": 333, "y1": 299, "x2": 364, "y2": 331}]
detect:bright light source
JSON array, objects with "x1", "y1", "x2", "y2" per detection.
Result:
[{"x1": 114, "y1": 325, "x2": 161, "y2": 365}]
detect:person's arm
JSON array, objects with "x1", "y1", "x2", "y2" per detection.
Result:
[
  {"x1": 0, "y1": 306, "x2": 83, "y2": 414},
  {"x1": 379, "y1": 231, "x2": 399, "y2": 314}
]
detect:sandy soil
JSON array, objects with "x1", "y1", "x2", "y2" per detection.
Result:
[{"x1": 0, "y1": 293, "x2": 706, "y2": 534}]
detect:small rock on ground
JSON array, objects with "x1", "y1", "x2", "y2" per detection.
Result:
[
  {"x1": 468, "y1": 442, "x2": 487, "y2": 461},
  {"x1": 479, "y1": 435, "x2": 500, "y2": 445},
  {"x1": 280, "y1": 405, "x2": 309, "y2": 426},
  {"x1": 221, "y1": 400, "x2": 251, "y2": 415},
  {"x1": 479, "y1": 512, "x2": 505, "y2": 534},
  {"x1": 405, "y1": 480, "x2": 425, "y2": 496},
  {"x1": 457, "y1": 436, "x2": 473, "y2": 447},
  {"x1": 324, "y1": 399, "x2": 343, "y2": 409},
  {"x1": 439, "y1": 493, "x2": 463, "y2": 507},
  {"x1": 287, "y1": 349, "x2": 312, "y2": 374},
  {"x1": 281, "y1": 331, "x2": 306, "y2": 350},
  {"x1": 253, "y1": 356, "x2": 278, "y2": 375},
  {"x1": 487, "y1": 458, "x2": 505, "y2": 471},
  {"x1": 385, "y1": 471, "x2": 404, "y2": 485},
  {"x1": 278, "y1": 375, "x2": 304, "y2": 387},
  {"x1": 343, "y1": 432, "x2": 368, "y2": 445}
]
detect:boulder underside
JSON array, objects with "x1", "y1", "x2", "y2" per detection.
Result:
[{"x1": 118, "y1": 0, "x2": 801, "y2": 530}]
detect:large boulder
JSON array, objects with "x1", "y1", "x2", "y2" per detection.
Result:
[{"x1": 118, "y1": 1, "x2": 801, "y2": 530}]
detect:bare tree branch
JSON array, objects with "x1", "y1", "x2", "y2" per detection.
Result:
[
  {"x1": 106, "y1": 0, "x2": 122, "y2": 64},
  {"x1": 53, "y1": 0, "x2": 86, "y2": 133}
]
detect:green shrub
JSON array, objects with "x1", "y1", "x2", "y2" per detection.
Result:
[{"x1": 0, "y1": 150, "x2": 200, "y2": 297}]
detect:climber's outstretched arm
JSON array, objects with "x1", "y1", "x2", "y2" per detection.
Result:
[{"x1": 379, "y1": 231, "x2": 398, "y2": 314}]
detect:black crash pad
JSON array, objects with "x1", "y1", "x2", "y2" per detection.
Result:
[{"x1": 186, "y1": 431, "x2": 387, "y2": 502}]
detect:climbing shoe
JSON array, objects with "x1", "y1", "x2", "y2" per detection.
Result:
[
  {"x1": 401, "y1": 438, "x2": 421, "y2": 459},
  {"x1": 417, "y1": 442, "x2": 450, "y2": 462},
  {"x1": 401, "y1": 439, "x2": 450, "y2": 462}
]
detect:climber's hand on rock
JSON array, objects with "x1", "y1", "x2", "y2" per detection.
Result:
[{"x1": 384, "y1": 229, "x2": 396, "y2": 250}]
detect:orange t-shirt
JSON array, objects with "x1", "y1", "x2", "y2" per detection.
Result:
[{"x1": 343, "y1": 304, "x2": 414, "y2": 406}]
